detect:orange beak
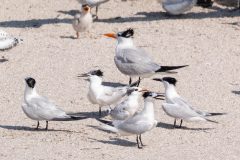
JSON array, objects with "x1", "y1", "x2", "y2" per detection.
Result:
[{"x1": 103, "y1": 33, "x2": 117, "y2": 39}]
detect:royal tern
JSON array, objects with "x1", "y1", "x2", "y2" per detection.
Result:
[
  {"x1": 78, "y1": 69, "x2": 139, "y2": 116},
  {"x1": 104, "y1": 28, "x2": 188, "y2": 86},
  {"x1": 97, "y1": 91, "x2": 162, "y2": 149},
  {"x1": 77, "y1": 0, "x2": 110, "y2": 19},
  {"x1": 0, "y1": 30, "x2": 22, "y2": 51},
  {"x1": 22, "y1": 77, "x2": 87, "y2": 130},
  {"x1": 153, "y1": 77, "x2": 225, "y2": 128},
  {"x1": 72, "y1": 4, "x2": 93, "y2": 39}
]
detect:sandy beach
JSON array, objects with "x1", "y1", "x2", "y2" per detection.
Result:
[{"x1": 0, "y1": 0, "x2": 240, "y2": 159}]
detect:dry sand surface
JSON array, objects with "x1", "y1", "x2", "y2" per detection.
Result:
[{"x1": 0, "y1": 0, "x2": 240, "y2": 159}]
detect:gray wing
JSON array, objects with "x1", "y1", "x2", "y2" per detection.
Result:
[
  {"x1": 115, "y1": 48, "x2": 160, "y2": 76},
  {"x1": 28, "y1": 96, "x2": 70, "y2": 120},
  {"x1": 110, "y1": 101, "x2": 130, "y2": 120},
  {"x1": 172, "y1": 97, "x2": 209, "y2": 116}
]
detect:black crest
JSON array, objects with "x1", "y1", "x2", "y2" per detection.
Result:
[
  {"x1": 25, "y1": 77, "x2": 36, "y2": 88},
  {"x1": 118, "y1": 28, "x2": 134, "y2": 38},
  {"x1": 162, "y1": 77, "x2": 177, "y2": 86},
  {"x1": 91, "y1": 70, "x2": 103, "y2": 77},
  {"x1": 142, "y1": 92, "x2": 152, "y2": 98}
]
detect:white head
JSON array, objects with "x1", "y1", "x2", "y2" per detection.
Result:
[{"x1": 153, "y1": 77, "x2": 177, "y2": 89}]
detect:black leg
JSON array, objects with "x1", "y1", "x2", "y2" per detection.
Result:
[
  {"x1": 137, "y1": 77, "x2": 141, "y2": 87},
  {"x1": 173, "y1": 119, "x2": 176, "y2": 128},
  {"x1": 35, "y1": 121, "x2": 40, "y2": 130},
  {"x1": 129, "y1": 77, "x2": 132, "y2": 85},
  {"x1": 139, "y1": 134, "x2": 144, "y2": 146},
  {"x1": 95, "y1": 6, "x2": 99, "y2": 20},
  {"x1": 45, "y1": 121, "x2": 48, "y2": 130},
  {"x1": 136, "y1": 135, "x2": 142, "y2": 149},
  {"x1": 179, "y1": 119, "x2": 183, "y2": 128},
  {"x1": 99, "y1": 106, "x2": 102, "y2": 117}
]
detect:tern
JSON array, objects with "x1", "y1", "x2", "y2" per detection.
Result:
[
  {"x1": 72, "y1": 4, "x2": 93, "y2": 39},
  {"x1": 104, "y1": 28, "x2": 188, "y2": 86},
  {"x1": 78, "y1": 69, "x2": 139, "y2": 116},
  {"x1": 110, "y1": 87, "x2": 146, "y2": 120},
  {"x1": 0, "y1": 30, "x2": 22, "y2": 51},
  {"x1": 153, "y1": 77, "x2": 226, "y2": 128},
  {"x1": 22, "y1": 77, "x2": 87, "y2": 130},
  {"x1": 97, "y1": 92, "x2": 163, "y2": 149},
  {"x1": 77, "y1": 0, "x2": 110, "y2": 19}
]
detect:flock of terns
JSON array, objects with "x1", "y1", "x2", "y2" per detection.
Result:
[{"x1": 0, "y1": 0, "x2": 231, "y2": 149}]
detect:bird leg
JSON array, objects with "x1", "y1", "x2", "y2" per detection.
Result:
[
  {"x1": 139, "y1": 134, "x2": 144, "y2": 146},
  {"x1": 173, "y1": 119, "x2": 176, "y2": 128},
  {"x1": 179, "y1": 119, "x2": 183, "y2": 128},
  {"x1": 45, "y1": 121, "x2": 48, "y2": 130},
  {"x1": 95, "y1": 6, "x2": 99, "y2": 20},
  {"x1": 137, "y1": 77, "x2": 141, "y2": 87},
  {"x1": 76, "y1": 32, "x2": 79, "y2": 39},
  {"x1": 99, "y1": 106, "x2": 102, "y2": 117},
  {"x1": 35, "y1": 121, "x2": 40, "y2": 130},
  {"x1": 136, "y1": 135, "x2": 142, "y2": 149},
  {"x1": 129, "y1": 77, "x2": 132, "y2": 85}
]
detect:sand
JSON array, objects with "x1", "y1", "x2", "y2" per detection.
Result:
[{"x1": 0, "y1": 0, "x2": 240, "y2": 159}]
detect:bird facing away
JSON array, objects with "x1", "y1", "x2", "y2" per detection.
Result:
[
  {"x1": 0, "y1": 30, "x2": 22, "y2": 51},
  {"x1": 104, "y1": 28, "x2": 188, "y2": 86},
  {"x1": 78, "y1": 70, "x2": 139, "y2": 116},
  {"x1": 22, "y1": 77, "x2": 87, "y2": 130},
  {"x1": 159, "y1": 0, "x2": 197, "y2": 15},
  {"x1": 77, "y1": 0, "x2": 110, "y2": 19},
  {"x1": 153, "y1": 77, "x2": 226, "y2": 128},
  {"x1": 72, "y1": 4, "x2": 93, "y2": 39},
  {"x1": 97, "y1": 92, "x2": 163, "y2": 149}
]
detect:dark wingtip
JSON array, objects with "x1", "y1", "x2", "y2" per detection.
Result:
[
  {"x1": 208, "y1": 113, "x2": 227, "y2": 116},
  {"x1": 156, "y1": 65, "x2": 189, "y2": 73},
  {"x1": 206, "y1": 118, "x2": 218, "y2": 124},
  {"x1": 95, "y1": 118, "x2": 113, "y2": 126}
]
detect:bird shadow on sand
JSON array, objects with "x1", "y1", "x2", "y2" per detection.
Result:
[
  {"x1": 0, "y1": 18, "x2": 72, "y2": 28},
  {"x1": 96, "y1": 7, "x2": 240, "y2": 23},
  {"x1": 60, "y1": 35, "x2": 76, "y2": 39},
  {"x1": 0, "y1": 58, "x2": 8, "y2": 63},
  {"x1": 156, "y1": 122, "x2": 214, "y2": 131},
  {"x1": 57, "y1": 10, "x2": 80, "y2": 16},
  {"x1": 232, "y1": 90, "x2": 240, "y2": 95},
  {"x1": 0, "y1": 125, "x2": 77, "y2": 133},
  {"x1": 89, "y1": 137, "x2": 136, "y2": 147}
]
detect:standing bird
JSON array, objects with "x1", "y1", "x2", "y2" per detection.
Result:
[
  {"x1": 0, "y1": 30, "x2": 22, "y2": 51},
  {"x1": 104, "y1": 28, "x2": 188, "y2": 86},
  {"x1": 97, "y1": 92, "x2": 162, "y2": 149},
  {"x1": 22, "y1": 77, "x2": 87, "y2": 130},
  {"x1": 72, "y1": 4, "x2": 93, "y2": 39},
  {"x1": 77, "y1": 0, "x2": 110, "y2": 19},
  {"x1": 78, "y1": 70, "x2": 138, "y2": 116},
  {"x1": 153, "y1": 77, "x2": 226, "y2": 128}
]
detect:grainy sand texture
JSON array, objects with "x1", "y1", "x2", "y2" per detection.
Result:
[{"x1": 0, "y1": 0, "x2": 240, "y2": 159}]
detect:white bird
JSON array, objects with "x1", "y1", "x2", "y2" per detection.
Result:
[
  {"x1": 77, "y1": 0, "x2": 110, "y2": 19},
  {"x1": 78, "y1": 70, "x2": 139, "y2": 116},
  {"x1": 22, "y1": 77, "x2": 87, "y2": 130},
  {"x1": 153, "y1": 77, "x2": 225, "y2": 128},
  {"x1": 97, "y1": 92, "x2": 162, "y2": 149},
  {"x1": 72, "y1": 4, "x2": 93, "y2": 39},
  {"x1": 109, "y1": 87, "x2": 146, "y2": 120},
  {"x1": 158, "y1": 0, "x2": 197, "y2": 15},
  {"x1": 0, "y1": 30, "x2": 22, "y2": 51},
  {"x1": 104, "y1": 28, "x2": 188, "y2": 86}
]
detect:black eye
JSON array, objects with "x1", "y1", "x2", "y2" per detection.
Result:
[{"x1": 134, "y1": 89, "x2": 138, "y2": 91}]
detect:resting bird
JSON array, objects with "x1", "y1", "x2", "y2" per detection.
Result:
[
  {"x1": 0, "y1": 30, "x2": 22, "y2": 51},
  {"x1": 72, "y1": 4, "x2": 93, "y2": 39}
]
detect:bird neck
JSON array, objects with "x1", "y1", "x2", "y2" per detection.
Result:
[
  {"x1": 142, "y1": 98, "x2": 155, "y2": 119},
  {"x1": 24, "y1": 86, "x2": 38, "y2": 102},
  {"x1": 128, "y1": 93, "x2": 139, "y2": 104},
  {"x1": 165, "y1": 84, "x2": 179, "y2": 100},
  {"x1": 116, "y1": 37, "x2": 134, "y2": 50},
  {"x1": 89, "y1": 76, "x2": 103, "y2": 86}
]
